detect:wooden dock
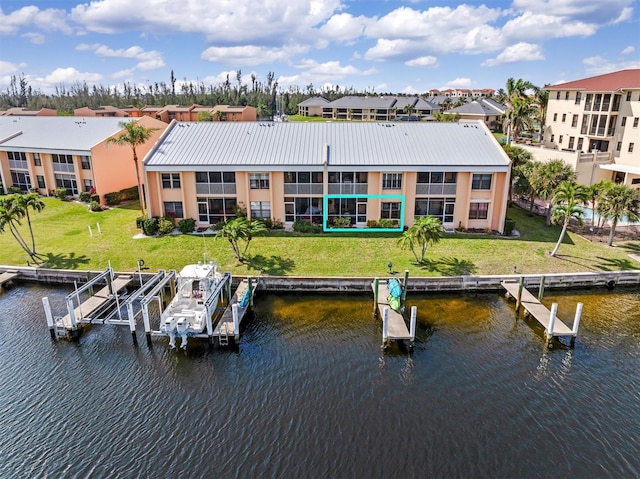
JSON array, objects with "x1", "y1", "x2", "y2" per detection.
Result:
[
  {"x1": 373, "y1": 280, "x2": 411, "y2": 342},
  {"x1": 213, "y1": 279, "x2": 255, "y2": 345},
  {"x1": 502, "y1": 280, "x2": 581, "y2": 346},
  {"x1": 61, "y1": 275, "x2": 133, "y2": 328},
  {"x1": 0, "y1": 271, "x2": 19, "y2": 288}
]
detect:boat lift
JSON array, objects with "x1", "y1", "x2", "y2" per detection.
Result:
[{"x1": 142, "y1": 272, "x2": 231, "y2": 346}]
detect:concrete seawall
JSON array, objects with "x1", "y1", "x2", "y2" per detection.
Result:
[{"x1": 2, "y1": 265, "x2": 640, "y2": 293}]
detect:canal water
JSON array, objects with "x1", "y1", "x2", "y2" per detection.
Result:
[{"x1": 1, "y1": 283, "x2": 639, "y2": 478}]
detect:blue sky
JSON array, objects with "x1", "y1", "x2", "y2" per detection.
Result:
[{"x1": 1, "y1": 0, "x2": 639, "y2": 96}]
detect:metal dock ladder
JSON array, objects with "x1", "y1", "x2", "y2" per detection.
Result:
[{"x1": 218, "y1": 322, "x2": 230, "y2": 346}]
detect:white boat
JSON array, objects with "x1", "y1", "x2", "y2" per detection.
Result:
[{"x1": 160, "y1": 262, "x2": 223, "y2": 349}]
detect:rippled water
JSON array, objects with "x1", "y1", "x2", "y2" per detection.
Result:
[{"x1": 1, "y1": 284, "x2": 639, "y2": 478}]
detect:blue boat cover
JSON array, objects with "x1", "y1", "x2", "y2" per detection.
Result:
[
  {"x1": 239, "y1": 288, "x2": 251, "y2": 307},
  {"x1": 388, "y1": 278, "x2": 402, "y2": 298}
]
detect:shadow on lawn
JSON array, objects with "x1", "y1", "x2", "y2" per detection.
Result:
[
  {"x1": 246, "y1": 254, "x2": 295, "y2": 276},
  {"x1": 419, "y1": 256, "x2": 477, "y2": 276},
  {"x1": 595, "y1": 256, "x2": 639, "y2": 271},
  {"x1": 41, "y1": 252, "x2": 91, "y2": 270}
]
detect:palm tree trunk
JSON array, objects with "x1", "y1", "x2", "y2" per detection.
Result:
[
  {"x1": 25, "y1": 209, "x2": 37, "y2": 253},
  {"x1": 134, "y1": 158, "x2": 145, "y2": 216},
  {"x1": 550, "y1": 221, "x2": 568, "y2": 256},
  {"x1": 607, "y1": 219, "x2": 617, "y2": 246}
]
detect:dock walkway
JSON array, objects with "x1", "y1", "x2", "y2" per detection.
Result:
[
  {"x1": 61, "y1": 276, "x2": 133, "y2": 327},
  {"x1": 502, "y1": 280, "x2": 579, "y2": 346},
  {"x1": 374, "y1": 280, "x2": 410, "y2": 341},
  {"x1": 0, "y1": 271, "x2": 19, "y2": 288},
  {"x1": 213, "y1": 279, "x2": 254, "y2": 345}
]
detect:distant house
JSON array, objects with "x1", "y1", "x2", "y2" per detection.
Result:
[
  {"x1": 449, "y1": 98, "x2": 506, "y2": 131},
  {"x1": 143, "y1": 121, "x2": 511, "y2": 233},
  {"x1": 0, "y1": 107, "x2": 57, "y2": 116},
  {"x1": 297, "y1": 97, "x2": 330, "y2": 117},
  {"x1": 211, "y1": 105, "x2": 257, "y2": 122},
  {"x1": 74, "y1": 106, "x2": 130, "y2": 118},
  {"x1": 0, "y1": 116, "x2": 167, "y2": 203}
]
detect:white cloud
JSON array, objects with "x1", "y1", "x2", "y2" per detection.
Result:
[
  {"x1": 0, "y1": 60, "x2": 27, "y2": 77},
  {"x1": 441, "y1": 78, "x2": 473, "y2": 89},
  {"x1": 76, "y1": 43, "x2": 165, "y2": 71},
  {"x1": 201, "y1": 44, "x2": 307, "y2": 67},
  {"x1": 0, "y1": 5, "x2": 72, "y2": 35},
  {"x1": 405, "y1": 56, "x2": 438, "y2": 67},
  {"x1": 278, "y1": 59, "x2": 375, "y2": 88},
  {"x1": 621, "y1": 45, "x2": 635, "y2": 55},
  {"x1": 317, "y1": 13, "x2": 371, "y2": 45},
  {"x1": 512, "y1": 0, "x2": 634, "y2": 24},
  {"x1": 22, "y1": 32, "x2": 45, "y2": 44},
  {"x1": 582, "y1": 55, "x2": 640, "y2": 75},
  {"x1": 502, "y1": 12, "x2": 596, "y2": 40},
  {"x1": 43, "y1": 67, "x2": 103, "y2": 84},
  {"x1": 482, "y1": 42, "x2": 544, "y2": 66}
]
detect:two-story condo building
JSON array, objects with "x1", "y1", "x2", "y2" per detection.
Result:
[
  {"x1": 0, "y1": 116, "x2": 166, "y2": 202},
  {"x1": 143, "y1": 121, "x2": 511, "y2": 233}
]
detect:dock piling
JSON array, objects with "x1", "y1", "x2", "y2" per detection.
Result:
[
  {"x1": 248, "y1": 276, "x2": 253, "y2": 308},
  {"x1": 516, "y1": 276, "x2": 524, "y2": 315},
  {"x1": 42, "y1": 297, "x2": 55, "y2": 339},
  {"x1": 547, "y1": 303, "x2": 558, "y2": 346},
  {"x1": 401, "y1": 270, "x2": 409, "y2": 303},
  {"x1": 382, "y1": 307, "x2": 389, "y2": 347},
  {"x1": 409, "y1": 306, "x2": 417, "y2": 342},
  {"x1": 538, "y1": 276, "x2": 545, "y2": 301},
  {"x1": 373, "y1": 277, "x2": 379, "y2": 314},
  {"x1": 232, "y1": 303, "x2": 240, "y2": 341},
  {"x1": 571, "y1": 302, "x2": 583, "y2": 345}
]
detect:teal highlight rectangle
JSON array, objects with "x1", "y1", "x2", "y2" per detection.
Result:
[{"x1": 323, "y1": 194, "x2": 405, "y2": 232}]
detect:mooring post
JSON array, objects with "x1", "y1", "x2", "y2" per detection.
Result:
[
  {"x1": 571, "y1": 302, "x2": 583, "y2": 346},
  {"x1": 401, "y1": 270, "x2": 409, "y2": 303},
  {"x1": 373, "y1": 277, "x2": 379, "y2": 314},
  {"x1": 206, "y1": 310, "x2": 214, "y2": 345},
  {"x1": 42, "y1": 297, "x2": 56, "y2": 340},
  {"x1": 547, "y1": 303, "x2": 558, "y2": 347},
  {"x1": 66, "y1": 296, "x2": 77, "y2": 330},
  {"x1": 382, "y1": 307, "x2": 389, "y2": 347},
  {"x1": 226, "y1": 275, "x2": 232, "y2": 306},
  {"x1": 126, "y1": 302, "x2": 137, "y2": 345},
  {"x1": 88, "y1": 225, "x2": 93, "y2": 237},
  {"x1": 142, "y1": 303, "x2": 152, "y2": 346},
  {"x1": 410, "y1": 306, "x2": 417, "y2": 342},
  {"x1": 516, "y1": 276, "x2": 524, "y2": 315},
  {"x1": 232, "y1": 303, "x2": 240, "y2": 341},
  {"x1": 96, "y1": 222, "x2": 101, "y2": 234},
  {"x1": 538, "y1": 275, "x2": 545, "y2": 301},
  {"x1": 248, "y1": 276, "x2": 253, "y2": 308}
]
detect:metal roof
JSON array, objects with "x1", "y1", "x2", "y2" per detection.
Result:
[
  {"x1": 0, "y1": 116, "x2": 135, "y2": 153},
  {"x1": 324, "y1": 96, "x2": 400, "y2": 109},
  {"x1": 298, "y1": 97, "x2": 330, "y2": 106},
  {"x1": 144, "y1": 121, "x2": 510, "y2": 171}
]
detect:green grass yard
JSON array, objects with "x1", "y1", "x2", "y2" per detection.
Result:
[{"x1": 1, "y1": 198, "x2": 638, "y2": 276}]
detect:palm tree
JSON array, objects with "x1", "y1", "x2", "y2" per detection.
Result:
[
  {"x1": 106, "y1": 121, "x2": 159, "y2": 216},
  {"x1": 397, "y1": 216, "x2": 444, "y2": 264},
  {"x1": 216, "y1": 217, "x2": 267, "y2": 262},
  {"x1": 502, "y1": 96, "x2": 537, "y2": 143},
  {"x1": 502, "y1": 145, "x2": 532, "y2": 204},
  {"x1": 550, "y1": 181, "x2": 588, "y2": 256},
  {"x1": 529, "y1": 159, "x2": 576, "y2": 223},
  {"x1": 0, "y1": 194, "x2": 45, "y2": 262},
  {"x1": 585, "y1": 180, "x2": 613, "y2": 228},
  {"x1": 404, "y1": 103, "x2": 415, "y2": 119},
  {"x1": 596, "y1": 183, "x2": 640, "y2": 246},
  {"x1": 13, "y1": 192, "x2": 45, "y2": 254}
]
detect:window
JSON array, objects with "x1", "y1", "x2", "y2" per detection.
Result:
[
  {"x1": 250, "y1": 173, "x2": 269, "y2": 189},
  {"x1": 612, "y1": 94, "x2": 621, "y2": 111},
  {"x1": 161, "y1": 173, "x2": 181, "y2": 189},
  {"x1": 54, "y1": 173, "x2": 78, "y2": 195},
  {"x1": 550, "y1": 134, "x2": 555, "y2": 143},
  {"x1": 7, "y1": 151, "x2": 27, "y2": 169},
  {"x1": 327, "y1": 171, "x2": 368, "y2": 194},
  {"x1": 553, "y1": 113, "x2": 558, "y2": 122},
  {"x1": 565, "y1": 91, "x2": 570, "y2": 100},
  {"x1": 472, "y1": 174, "x2": 492, "y2": 190},
  {"x1": 33, "y1": 153, "x2": 41, "y2": 166},
  {"x1": 622, "y1": 117, "x2": 627, "y2": 127},
  {"x1": 561, "y1": 114, "x2": 566, "y2": 123},
  {"x1": 381, "y1": 201, "x2": 401, "y2": 219},
  {"x1": 284, "y1": 196, "x2": 322, "y2": 223},
  {"x1": 575, "y1": 92, "x2": 582, "y2": 105},
  {"x1": 627, "y1": 92, "x2": 632, "y2": 101},
  {"x1": 577, "y1": 138, "x2": 584, "y2": 151},
  {"x1": 164, "y1": 201, "x2": 184, "y2": 218},
  {"x1": 52, "y1": 154, "x2": 74, "y2": 172},
  {"x1": 250, "y1": 201, "x2": 271, "y2": 219},
  {"x1": 195, "y1": 171, "x2": 235, "y2": 194},
  {"x1": 81, "y1": 156, "x2": 91, "y2": 170},
  {"x1": 571, "y1": 114, "x2": 578, "y2": 127},
  {"x1": 634, "y1": 118, "x2": 639, "y2": 128},
  {"x1": 602, "y1": 94, "x2": 611, "y2": 111},
  {"x1": 382, "y1": 173, "x2": 402, "y2": 189},
  {"x1": 568, "y1": 137, "x2": 575, "y2": 150},
  {"x1": 559, "y1": 135, "x2": 563, "y2": 144},
  {"x1": 283, "y1": 171, "x2": 322, "y2": 194},
  {"x1": 585, "y1": 94, "x2": 593, "y2": 111},
  {"x1": 630, "y1": 143, "x2": 635, "y2": 153},
  {"x1": 84, "y1": 179, "x2": 93, "y2": 192},
  {"x1": 197, "y1": 197, "x2": 237, "y2": 224},
  {"x1": 556, "y1": 92, "x2": 560, "y2": 100},
  {"x1": 469, "y1": 202, "x2": 489, "y2": 220},
  {"x1": 617, "y1": 142, "x2": 622, "y2": 152},
  {"x1": 37, "y1": 175, "x2": 45, "y2": 189},
  {"x1": 10, "y1": 171, "x2": 31, "y2": 191},
  {"x1": 414, "y1": 197, "x2": 455, "y2": 223}
]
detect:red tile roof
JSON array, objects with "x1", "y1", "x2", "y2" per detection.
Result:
[{"x1": 546, "y1": 69, "x2": 640, "y2": 91}]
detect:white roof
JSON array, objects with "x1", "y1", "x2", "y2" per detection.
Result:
[
  {"x1": 0, "y1": 116, "x2": 135, "y2": 154},
  {"x1": 599, "y1": 163, "x2": 640, "y2": 175},
  {"x1": 144, "y1": 121, "x2": 510, "y2": 172}
]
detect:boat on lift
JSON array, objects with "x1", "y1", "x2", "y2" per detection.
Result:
[{"x1": 160, "y1": 262, "x2": 222, "y2": 349}]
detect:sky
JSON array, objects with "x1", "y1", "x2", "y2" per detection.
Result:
[{"x1": 0, "y1": 0, "x2": 639, "y2": 97}]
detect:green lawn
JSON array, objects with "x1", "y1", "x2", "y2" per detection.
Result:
[{"x1": 1, "y1": 198, "x2": 638, "y2": 275}]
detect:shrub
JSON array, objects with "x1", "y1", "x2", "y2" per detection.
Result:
[
  {"x1": 136, "y1": 216, "x2": 145, "y2": 229},
  {"x1": 90, "y1": 194, "x2": 100, "y2": 204},
  {"x1": 90, "y1": 201, "x2": 103, "y2": 212},
  {"x1": 377, "y1": 218, "x2": 397, "y2": 228},
  {"x1": 293, "y1": 220, "x2": 321, "y2": 233},
  {"x1": 233, "y1": 202, "x2": 247, "y2": 218},
  {"x1": 158, "y1": 217, "x2": 175, "y2": 235},
  {"x1": 332, "y1": 216, "x2": 351, "y2": 228},
  {"x1": 0, "y1": 184, "x2": 4, "y2": 195},
  {"x1": 119, "y1": 186, "x2": 139, "y2": 201},
  {"x1": 79, "y1": 191, "x2": 91, "y2": 202},
  {"x1": 8, "y1": 186, "x2": 22, "y2": 194},
  {"x1": 270, "y1": 218, "x2": 284, "y2": 230},
  {"x1": 142, "y1": 217, "x2": 159, "y2": 236},
  {"x1": 104, "y1": 191, "x2": 123, "y2": 206},
  {"x1": 504, "y1": 217, "x2": 516, "y2": 236},
  {"x1": 177, "y1": 217, "x2": 196, "y2": 234},
  {"x1": 55, "y1": 187, "x2": 69, "y2": 200},
  {"x1": 366, "y1": 220, "x2": 378, "y2": 228},
  {"x1": 260, "y1": 218, "x2": 273, "y2": 229}
]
